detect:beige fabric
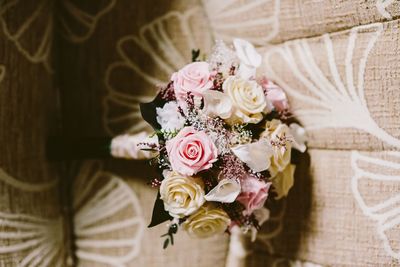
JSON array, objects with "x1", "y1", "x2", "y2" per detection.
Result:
[
  {"x1": 203, "y1": 0, "x2": 400, "y2": 45},
  {"x1": 57, "y1": 0, "x2": 229, "y2": 266},
  {"x1": 0, "y1": 0, "x2": 399, "y2": 266},
  {"x1": 263, "y1": 20, "x2": 400, "y2": 151},
  {"x1": 0, "y1": 5, "x2": 65, "y2": 266},
  {"x1": 71, "y1": 161, "x2": 228, "y2": 267},
  {"x1": 251, "y1": 149, "x2": 399, "y2": 266},
  {"x1": 204, "y1": 1, "x2": 400, "y2": 266}
]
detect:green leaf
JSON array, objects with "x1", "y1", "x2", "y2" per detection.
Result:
[
  {"x1": 148, "y1": 192, "x2": 172, "y2": 228},
  {"x1": 163, "y1": 238, "x2": 170, "y2": 249},
  {"x1": 140, "y1": 93, "x2": 165, "y2": 131},
  {"x1": 192, "y1": 49, "x2": 200, "y2": 62}
]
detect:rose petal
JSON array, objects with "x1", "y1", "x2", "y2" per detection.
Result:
[
  {"x1": 233, "y1": 38, "x2": 261, "y2": 67},
  {"x1": 289, "y1": 123, "x2": 307, "y2": 153},
  {"x1": 202, "y1": 90, "x2": 233, "y2": 119},
  {"x1": 231, "y1": 139, "x2": 273, "y2": 172},
  {"x1": 205, "y1": 178, "x2": 241, "y2": 203}
]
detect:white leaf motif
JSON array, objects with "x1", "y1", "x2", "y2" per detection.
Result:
[
  {"x1": 351, "y1": 151, "x2": 400, "y2": 260},
  {"x1": 0, "y1": 212, "x2": 64, "y2": 267},
  {"x1": 59, "y1": 0, "x2": 116, "y2": 43},
  {"x1": 264, "y1": 23, "x2": 400, "y2": 149},
  {"x1": 202, "y1": 0, "x2": 281, "y2": 46},
  {"x1": 0, "y1": 166, "x2": 62, "y2": 266},
  {"x1": 0, "y1": 167, "x2": 57, "y2": 192},
  {"x1": 0, "y1": 160, "x2": 144, "y2": 267},
  {"x1": 0, "y1": 0, "x2": 115, "y2": 71},
  {"x1": 73, "y1": 161, "x2": 145, "y2": 266},
  {"x1": 103, "y1": 7, "x2": 212, "y2": 135},
  {"x1": 376, "y1": 0, "x2": 399, "y2": 19},
  {"x1": 256, "y1": 199, "x2": 286, "y2": 254}
]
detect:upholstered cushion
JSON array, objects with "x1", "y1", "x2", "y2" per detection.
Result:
[{"x1": 0, "y1": 0, "x2": 398, "y2": 266}]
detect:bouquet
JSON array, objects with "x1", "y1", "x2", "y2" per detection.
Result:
[{"x1": 139, "y1": 39, "x2": 307, "y2": 248}]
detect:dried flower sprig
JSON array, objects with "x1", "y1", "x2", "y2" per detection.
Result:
[{"x1": 161, "y1": 223, "x2": 178, "y2": 249}]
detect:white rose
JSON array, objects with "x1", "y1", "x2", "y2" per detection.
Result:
[
  {"x1": 205, "y1": 178, "x2": 241, "y2": 203},
  {"x1": 289, "y1": 123, "x2": 307, "y2": 153},
  {"x1": 202, "y1": 90, "x2": 233, "y2": 119},
  {"x1": 271, "y1": 164, "x2": 295, "y2": 199},
  {"x1": 231, "y1": 139, "x2": 273, "y2": 172},
  {"x1": 156, "y1": 101, "x2": 185, "y2": 131},
  {"x1": 182, "y1": 204, "x2": 231, "y2": 238},
  {"x1": 223, "y1": 76, "x2": 267, "y2": 124},
  {"x1": 262, "y1": 120, "x2": 292, "y2": 177},
  {"x1": 233, "y1": 38, "x2": 262, "y2": 80},
  {"x1": 160, "y1": 172, "x2": 205, "y2": 218}
]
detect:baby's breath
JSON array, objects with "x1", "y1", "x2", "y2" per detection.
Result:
[
  {"x1": 230, "y1": 124, "x2": 252, "y2": 145},
  {"x1": 160, "y1": 129, "x2": 179, "y2": 140}
]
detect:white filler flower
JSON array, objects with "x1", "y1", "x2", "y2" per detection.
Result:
[
  {"x1": 233, "y1": 38, "x2": 262, "y2": 80},
  {"x1": 156, "y1": 101, "x2": 186, "y2": 131}
]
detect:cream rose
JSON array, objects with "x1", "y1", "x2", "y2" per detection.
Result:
[
  {"x1": 160, "y1": 171, "x2": 205, "y2": 218},
  {"x1": 223, "y1": 76, "x2": 267, "y2": 124},
  {"x1": 262, "y1": 120, "x2": 292, "y2": 177},
  {"x1": 270, "y1": 164, "x2": 295, "y2": 199},
  {"x1": 182, "y1": 204, "x2": 231, "y2": 238}
]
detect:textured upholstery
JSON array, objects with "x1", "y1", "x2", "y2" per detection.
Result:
[{"x1": 0, "y1": 0, "x2": 399, "y2": 266}]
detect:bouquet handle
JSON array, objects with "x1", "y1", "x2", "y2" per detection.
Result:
[
  {"x1": 46, "y1": 132, "x2": 157, "y2": 161},
  {"x1": 46, "y1": 137, "x2": 112, "y2": 160}
]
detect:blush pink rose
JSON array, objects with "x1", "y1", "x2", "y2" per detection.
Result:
[
  {"x1": 166, "y1": 127, "x2": 218, "y2": 176},
  {"x1": 261, "y1": 78, "x2": 289, "y2": 112},
  {"x1": 171, "y1": 62, "x2": 213, "y2": 106},
  {"x1": 236, "y1": 176, "x2": 271, "y2": 215}
]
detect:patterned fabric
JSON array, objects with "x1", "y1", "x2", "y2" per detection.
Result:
[{"x1": 0, "y1": 0, "x2": 399, "y2": 266}]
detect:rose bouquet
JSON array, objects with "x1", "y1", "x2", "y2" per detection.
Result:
[{"x1": 139, "y1": 39, "x2": 307, "y2": 248}]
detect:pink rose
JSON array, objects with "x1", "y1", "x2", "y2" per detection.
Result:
[
  {"x1": 236, "y1": 176, "x2": 271, "y2": 215},
  {"x1": 166, "y1": 127, "x2": 218, "y2": 176},
  {"x1": 171, "y1": 62, "x2": 213, "y2": 106},
  {"x1": 261, "y1": 78, "x2": 289, "y2": 112}
]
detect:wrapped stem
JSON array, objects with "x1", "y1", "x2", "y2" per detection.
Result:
[{"x1": 47, "y1": 132, "x2": 157, "y2": 161}]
